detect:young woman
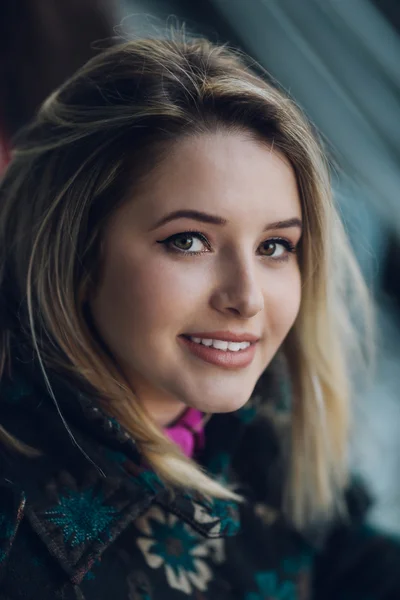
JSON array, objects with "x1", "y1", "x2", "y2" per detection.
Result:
[{"x1": 0, "y1": 36, "x2": 398, "y2": 600}]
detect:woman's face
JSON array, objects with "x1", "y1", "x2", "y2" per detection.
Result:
[{"x1": 90, "y1": 132, "x2": 302, "y2": 425}]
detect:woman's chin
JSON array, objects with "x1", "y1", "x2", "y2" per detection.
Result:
[{"x1": 186, "y1": 395, "x2": 251, "y2": 415}]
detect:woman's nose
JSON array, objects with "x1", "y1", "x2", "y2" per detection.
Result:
[{"x1": 210, "y1": 257, "x2": 264, "y2": 319}]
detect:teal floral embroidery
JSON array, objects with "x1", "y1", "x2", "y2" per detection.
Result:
[
  {"x1": 106, "y1": 452, "x2": 164, "y2": 494},
  {"x1": 245, "y1": 571, "x2": 297, "y2": 600},
  {"x1": 133, "y1": 592, "x2": 151, "y2": 600},
  {"x1": 83, "y1": 558, "x2": 101, "y2": 581},
  {"x1": 108, "y1": 416, "x2": 122, "y2": 432},
  {"x1": 209, "y1": 498, "x2": 239, "y2": 536},
  {"x1": 43, "y1": 487, "x2": 118, "y2": 547},
  {"x1": 179, "y1": 495, "x2": 239, "y2": 538},
  {"x1": 189, "y1": 497, "x2": 239, "y2": 537},
  {"x1": 136, "y1": 505, "x2": 220, "y2": 595},
  {"x1": 97, "y1": 412, "x2": 130, "y2": 441},
  {"x1": 282, "y1": 554, "x2": 313, "y2": 600},
  {"x1": 182, "y1": 490, "x2": 213, "y2": 510}
]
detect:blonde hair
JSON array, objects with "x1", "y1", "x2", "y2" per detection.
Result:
[{"x1": 0, "y1": 35, "x2": 371, "y2": 529}]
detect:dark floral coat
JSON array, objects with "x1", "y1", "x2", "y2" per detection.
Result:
[{"x1": 0, "y1": 357, "x2": 399, "y2": 600}]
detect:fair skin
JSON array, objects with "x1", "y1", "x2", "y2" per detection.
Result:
[{"x1": 90, "y1": 131, "x2": 302, "y2": 427}]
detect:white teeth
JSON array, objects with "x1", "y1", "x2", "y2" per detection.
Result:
[
  {"x1": 227, "y1": 342, "x2": 242, "y2": 352},
  {"x1": 189, "y1": 337, "x2": 251, "y2": 351},
  {"x1": 213, "y1": 340, "x2": 228, "y2": 350}
]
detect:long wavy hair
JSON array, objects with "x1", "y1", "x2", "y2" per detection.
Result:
[{"x1": 0, "y1": 34, "x2": 371, "y2": 529}]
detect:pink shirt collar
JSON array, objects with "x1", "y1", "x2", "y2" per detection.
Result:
[{"x1": 164, "y1": 407, "x2": 205, "y2": 458}]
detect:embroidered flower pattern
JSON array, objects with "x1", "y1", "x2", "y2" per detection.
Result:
[
  {"x1": 211, "y1": 499, "x2": 239, "y2": 536},
  {"x1": 282, "y1": 555, "x2": 313, "y2": 600},
  {"x1": 43, "y1": 487, "x2": 118, "y2": 547},
  {"x1": 245, "y1": 571, "x2": 297, "y2": 600},
  {"x1": 4, "y1": 370, "x2": 398, "y2": 599},
  {"x1": 135, "y1": 505, "x2": 221, "y2": 595},
  {"x1": 189, "y1": 498, "x2": 239, "y2": 538}
]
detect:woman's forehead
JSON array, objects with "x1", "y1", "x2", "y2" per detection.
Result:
[{"x1": 118, "y1": 132, "x2": 302, "y2": 231}]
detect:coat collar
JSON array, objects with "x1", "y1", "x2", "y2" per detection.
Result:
[{"x1": 0, "y1": 358, "x2": 252, "y2": 585}]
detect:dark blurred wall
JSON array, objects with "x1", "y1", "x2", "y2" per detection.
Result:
[
  {"x1": 373, "y1": 0, "x2": 400, "y2": 33},
  {"x1": 121, "y1": 0, "x2": 242, "y2": 48},
  {"x1": 0, "y1": 0, "x2": 118, "y2": 140}
]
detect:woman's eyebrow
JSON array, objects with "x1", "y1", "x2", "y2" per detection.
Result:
[
  {"x1": 150, "y1": 209, "x2": 302, "y2": 232},
  {"x1": 263, "y1": 218, "x2": 303, "y2": 232},
  {"x1": 149, "y1": 210, "x2": 226, "y2": 230}
]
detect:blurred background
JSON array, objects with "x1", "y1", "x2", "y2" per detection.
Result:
[{"x1": 1, "y1": 0, "x2": 399, "y2": 534}]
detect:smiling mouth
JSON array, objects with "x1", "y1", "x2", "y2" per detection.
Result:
[
  {"x1": 182, "y1": 335, "x2": 253, "y2": 352},
  {"x1": 179, "y1": 335, "x2": 257, "y2": 369}
]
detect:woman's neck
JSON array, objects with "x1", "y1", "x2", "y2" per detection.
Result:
[
  {"x1": 123, "y1": 367, "x2": 188, "y2": 427},
  {"x1": 140, "y1": 390, "x2": 188, "y2": 428}
]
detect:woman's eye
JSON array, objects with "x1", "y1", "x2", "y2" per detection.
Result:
[
  {"x1": 157, "y1": 232, "x2": 210, "y2": 254},
  {"x1": 259, "y1": 239, "x2": 296, "y2": 261},
  {"x1": 157, "y1": 233, "x2": 296, "y2": 260}
]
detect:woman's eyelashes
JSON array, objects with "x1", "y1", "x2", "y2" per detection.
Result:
[
  {"x1": 259, "y1": 238, "x2": 296, "y2": 261},
  {"x1": 157, "y1": 231, "x2": 212, "y2": 255},
  {"x1": 156, "y1": 230, "x2": 298, "y2": 262}
]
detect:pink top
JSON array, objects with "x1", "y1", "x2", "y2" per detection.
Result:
[{"x1": 164, "y1": 407, "x2": 205, "y2": 458}]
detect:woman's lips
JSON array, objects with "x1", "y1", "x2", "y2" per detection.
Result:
[{"x1": 179, "y1": 335, "x2": 257, "y2": 369}]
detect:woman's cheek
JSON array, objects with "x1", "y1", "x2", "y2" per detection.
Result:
[
  {"x1": 266, "y1": 268, "x2": 302, "y2": 333},
  {"x1": 119, "y1": 258, "x2": 210, "y2": 327}
]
